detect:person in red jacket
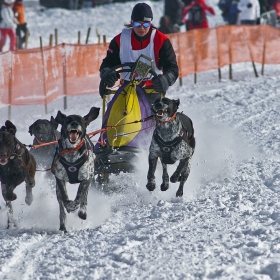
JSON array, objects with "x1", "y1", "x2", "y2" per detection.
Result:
[
  {"x1": 182, "y1": 0, "x2": 215, "y2": 31},
  {"x1": 99, "y1": 3, "x2": 179, "y2": 100},
  {"x1": 13, "y1": 0, "x2": 28, "y2": 49}
]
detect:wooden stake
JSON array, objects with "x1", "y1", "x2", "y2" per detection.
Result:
[
  {"x1": 8, "y1": 52, "x2": 13, "y2": 119},
  {"x1": 229, "y1": 26, "x2": 233, "y2": 80},
  {"x1": 40, "y1": 36, "x2": 48, "y2": 114},
  {"x1": 55, "y1": 28, "x2": 58, "y2": 45},
  {"x1": 49, "y1": 34, "x2": 53, "y2": 46},
  {"x1": 78, "y1": 31, "x2": 81, "y2": 44},
  {"x1": 229, "y1": 64, "x2": 232, "y2": 80},
  {"x1": 216, "y1": 27, "x2": 222, "y2": 81},
  {"x1": 243, "y1": 27, "x2": 258, "y2": 78},
  {"x1": 261, "y1": 25, "x2": 267, "y2": 76},
  {"x1": 85, "y1": 27, "x2": 91, "y2": 44}
]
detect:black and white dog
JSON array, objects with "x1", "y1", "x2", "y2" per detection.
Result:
[
  {"x1": 146, "y1": 97, "x2": 195, "y2": 197},
  {"x1": 52, "y1": 107, "x2": 100, "y2": 232},
  {"x1": 28, "y1": 117, "x2": 60, "y2": 176}
]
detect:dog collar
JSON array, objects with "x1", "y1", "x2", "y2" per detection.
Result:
[
  {"x1": 155, "y1": 113, "x2": 177, "y2": 124},
  {"x1": 34, "y1": 133, "x2": 57, "y2": 145}
]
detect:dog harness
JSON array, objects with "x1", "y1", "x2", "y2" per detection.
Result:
[
  {"x1": 153, "y1": 113, "x2": 194, "y2": 164},
  {"x1": 0, "y1": 139, "x2": 31, "y2": 183},
  {"x1": 153, "y1": 130, "x2": 188, "y2": 164},
  {"x1": 54, "y1": 136, "x2": 93, "y2": 184}
]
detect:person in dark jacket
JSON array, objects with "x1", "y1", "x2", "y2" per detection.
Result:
[
  {"x1": 218, "y1": 0, "x2": 240, "y2": 24},
  {"x1": 164, "y1": 0, "x2": 185, "y2": 32},
  {"x1": 158, "y1": 15, "x2": 173, "y2": 34},
  {"x1": 100, "y1": 3, "x2": 179, "y2": 100}
]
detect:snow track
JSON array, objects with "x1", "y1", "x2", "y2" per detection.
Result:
[{"x1": 1, "y1": 61, "x2": 280, "y2": 278}]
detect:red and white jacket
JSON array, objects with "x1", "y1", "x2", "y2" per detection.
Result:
[{"x1": 182, "y1": 0, "x2": 215, "y2": 30}]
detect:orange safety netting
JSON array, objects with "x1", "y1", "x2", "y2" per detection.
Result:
[{"x1": 0, "y1": 25, "x2": 280, "y2": 106}]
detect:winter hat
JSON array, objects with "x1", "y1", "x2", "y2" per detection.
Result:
[{"x1": 131, "y1": 3, "x2": 153, "y2": 22}]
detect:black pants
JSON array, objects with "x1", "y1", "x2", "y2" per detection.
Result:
[
  {"x1": 16, "y1": 23, "x2": 28, "y2": 49},
  {"x1": 240, "y1": 20, "x2": 257, "y2": 25}
]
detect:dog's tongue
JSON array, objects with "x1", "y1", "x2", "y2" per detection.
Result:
[{"x1": 69, "y1": 131, "x2": 79, "y2": 143}]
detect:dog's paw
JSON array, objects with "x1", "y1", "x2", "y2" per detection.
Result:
[
  {"x1": 146, "y1": 182, "x2": 156, "y2": 192},
  {"x1": 59, "y1": 225, "x2": 67, "y2": 233},
  {"x1": 176, "y1": 188, "x2": 184, "y2": 197},
  {"x1": 25, "y1": 193, "x2": 33, "y2": 206},
  {"x1": 160, "y1": 182, "x2": 169, "y2": 192},
  {"x1": 170, "y1": 173, "x2": 180, "y2": 183},
  {"x1": 5, "y1": 192, "x2": 17, "y2": 202},
  {"x1": 78, "y1": 208, "x2": 87, "y2": 220},
  {"x1": 64, "y1": 200, "x2": 80, "y2": 213}
]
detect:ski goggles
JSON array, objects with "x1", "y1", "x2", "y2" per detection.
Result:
[{"x1": 132, "y1": 21, "x2": 151, "y2": 28}]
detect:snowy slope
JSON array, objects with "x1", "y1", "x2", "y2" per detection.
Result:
[{"x1": 1, "y1": 1, "x2": 280, "y2": 279}]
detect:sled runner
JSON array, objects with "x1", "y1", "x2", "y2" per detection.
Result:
[{"x1": 94, "y1": 55, "x2": 159, "y2": 184}]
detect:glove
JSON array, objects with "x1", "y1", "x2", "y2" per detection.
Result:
[
  {"x1": 247, "y1": 3, "x2": 252, "y2": 8},
  {"x1": 152, "y1": 75, "x2": 170, "y2": 95},
  {"x1": 100, "y1": 67, "x2": 120, "y2": 88}
]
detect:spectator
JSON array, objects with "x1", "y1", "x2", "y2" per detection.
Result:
[
  {"x1": 182, "y1": 0, "x2": 215, "y2": 31},
  {"x1": 0, "y1": 0, "x2": 17, "y2": 52},
  {"x1": 238, "y1": 0, "x2": 260, "y2": 24},
  {"x1": 13, "y1": 0, "x2": 28, "y2": 49},
  {"x1": 258, "y1": 0, "x2": 270, "y2": 14},
  {"x1": 164, "y1": 0, "x2": 185, "y2": 32},
  {"x1": 218, "y1": 0, "x2": 240, "y2": 24},
  {"x1": 158, "y1": 15, "x2": 173, "y2": 34}
]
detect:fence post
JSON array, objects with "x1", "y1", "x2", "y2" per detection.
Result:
[
  {"x1": 194, "y1": 30, "x2": 198, "y2": 84},
  {"x1": 216, "y1": 27, "x2": 222, "y2": 81},
  {"x1": 40, "y1": 36, "x2": 48, "y2": 114},
  {"x1": 62, "y1": 43, "x2": 68, "y2": 110},
  {"x1": 78, "y1": 31, "x2": 81, "y2": 44},
  {"x1": 49, "y1": 34, "x2": 53, "y2": 46},
  {"x1": 229, "y1": 26, "x2": 233, "y2": 80},
  {"x1": 243, "y1": 26, "x2": 258, "y2": 78},
  {"x1": 55, "y1": 28, "x2": 58, "y2": 45},
  {"x1": 261, "y1": 25, "x2": 267, "y2": 76},
  {"x1": 85, "y1": 27, "x2": 91, "y2": 44},
  {"x1": 176, "y1": 33, "x2": 183, "y2": 86},
  {"x1": 8, "y1": 51, "x2": 13, "y2": 119}
]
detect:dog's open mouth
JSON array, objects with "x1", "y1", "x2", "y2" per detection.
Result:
[
  {"x1": 68, "y1": 129, "x2": 81, "y2": 143},
  {"x1": 156, "y1": 109, "x2": 167, "y2": 119},
  {"x1": 0, "y1": 158, "x2": 8, "y2": 165}
]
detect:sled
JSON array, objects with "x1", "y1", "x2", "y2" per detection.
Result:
[{"x1": 94, "y1": 55, "x2": 159, "y2": 184}]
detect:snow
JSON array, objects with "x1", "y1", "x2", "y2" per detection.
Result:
[{"x1": 1, "y1": 1, "x2": 280, "y2": 279}]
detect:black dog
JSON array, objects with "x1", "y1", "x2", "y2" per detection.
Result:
[
  {"x1": 52, "y1": 107, "x2": 100, "y2": 232},
  {"x1": 0, "y1": 120, "x2": 36, "y2": 228},
  {"x1": 146, "y1": 97, "x2": 195, "y2": 197},
  {"x1": 28, "y1": 117, "x2": 60, "y2": 181}
]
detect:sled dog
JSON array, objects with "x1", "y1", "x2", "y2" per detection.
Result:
[
  {"x1": 146, "y1": 97, "x2": 195, "y2": 197},
  {"x1": 29, "y1": 117, "x2": 60, "y2": 178},
  {"x1": 0, "y1": 120, "x2": 36, "y2": 228},
  {"x1": 52, "y1": 107, "x2": 99, "y2": 232}
]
